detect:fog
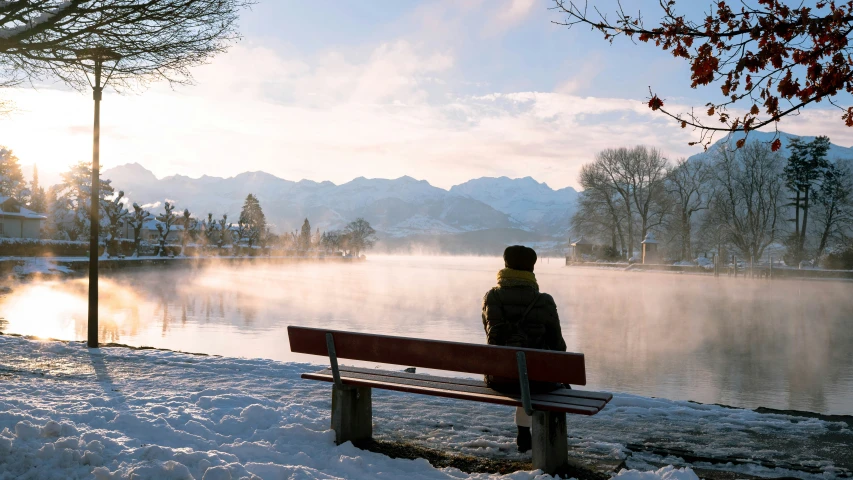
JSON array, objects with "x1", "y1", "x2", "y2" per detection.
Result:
[{"x1": 2, "y1": 255, "x2": 852, "y2": 415}]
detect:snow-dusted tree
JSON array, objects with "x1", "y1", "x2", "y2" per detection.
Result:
[
  {"x1": 127, "y1": 203, "x2": 151, "y2": 257},
  {"x1": 239, "y1": 194, "x2": 266, "y2": 248},
  {"x1": 155, "y1": 202, "x2": 177, "y2": 257},
  {"x1": 179, "y1": 208, "x2": 198, "y2": 255},
  {"x1": 0, "y1": 146, "x2": 24, "y2": 198},
  {"x1": 344, "y1": 218, "x2": 377, "y2": 257},
  {"x1": 665, "y1": 158, "x2": 712, "y2": 261},
  {"x1": 101, "y1": 191, "x2": 129, "y2": 258},
  {"x1": 0, "y1": 1, "x2": 249, "y2": 91},
  {"x1": 54, "y1": 161, "x2": 113, "y2": 240},
  {"x1": 216, "y1": 214, "x2": 231, "y2": 249},
  {"x1": 201, "y1": 213, "x2": 216, "y2": 248},
  {"x1": 27, "y1": 164, "x2": 47, "y2": 213}
]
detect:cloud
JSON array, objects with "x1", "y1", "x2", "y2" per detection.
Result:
[
  {"x1": 487, "y1": 0, "x2": 537, "y2": 34},
  {"x1": 1, "y1": 38, "x2": 847, "y2": 194}
]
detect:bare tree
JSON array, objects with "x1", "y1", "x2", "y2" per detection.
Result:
[
  {"x1": 707, "y1": 142, "x2": 785, "y2": 261},
  {"x1": 596, "y1": 146, "x2": 669, "y2": 258},
  {"x1": 665, "y1": 158, "x2": 712, "y2": 261},
  {"x1": 573, "y1": 161, "x2": 628, "y2": 256},
  {"x1": 1, "y1": 1, "x2": 250, "y2": 90},
  {"x1": 813, "y1": 159, "x2": 853, "y2": 260}
]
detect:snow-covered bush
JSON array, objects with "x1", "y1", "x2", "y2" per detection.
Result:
[
  {"x1": 0, "y1": 238, "x2": 104, "y2": 257},
  {"x1": 822, "y1": 244, "x2": 853, "y2": 270}
]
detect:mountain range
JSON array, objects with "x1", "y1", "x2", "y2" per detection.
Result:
[{"x1": 99, "y1": 163, "x2": 580, "y2": 253}]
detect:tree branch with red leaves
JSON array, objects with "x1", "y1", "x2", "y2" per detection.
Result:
[{"x1": 552, "y1": 0, "x2": 853, "y2": 151}]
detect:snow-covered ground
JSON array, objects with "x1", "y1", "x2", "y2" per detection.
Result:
[{"x1": 0, "y1": 335, "x2": 849, "y2": 480}]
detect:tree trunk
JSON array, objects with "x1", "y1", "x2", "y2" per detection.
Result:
[
  {"x1": 799, "y1": 186, "x2": 810, "y2": 258},
  {"x1": 610, "y1": 225, "x2": 617, "y2": 252},
  {"x1": 793, "y1": 189, "x2": 801, "y2": 261},
  {"x1": 816, "y1": 200, "x2": 836, "y2": 260}
]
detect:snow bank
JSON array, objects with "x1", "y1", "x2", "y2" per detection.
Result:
[{"x1": 0, "y1": 335, "x2": 845, "y2": 480}]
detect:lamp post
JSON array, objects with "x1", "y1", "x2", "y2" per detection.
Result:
[{"x1": 76, "y1": 47, "x2": 121, "y2": 349}]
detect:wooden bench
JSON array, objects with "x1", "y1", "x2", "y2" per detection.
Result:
[
  {"x1": 288, "y1": 326, "x2": 612, "y2": 475},
  {"x1": 287, "y1": 326, "x2": 613, "y2": 473}
]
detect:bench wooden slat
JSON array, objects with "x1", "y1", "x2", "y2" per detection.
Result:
[
  {"x1": 302, "y1": 369, "x2": 608, "y2": 415},
  {"x1": 288, "y1": 326, "x2": 587, "y2": 386},
  {"x1": 328, "y1": 367, "x2": 612, "y2": 408},
  {"x1": 333, "y1": 366, "x2": 613, "y2": 403}
]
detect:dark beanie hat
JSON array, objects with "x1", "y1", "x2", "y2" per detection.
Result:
[{"x1": 503, "y1": 245, "x2": 537, "y2": 272}]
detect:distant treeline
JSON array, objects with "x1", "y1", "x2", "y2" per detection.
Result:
[{"x1": 571, "y1": 137, "x2": 853, "y2": 269}]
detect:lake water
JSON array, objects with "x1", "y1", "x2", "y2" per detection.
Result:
[{"x1": 2, "y1": 255, "x2": 852, "y2": 415}]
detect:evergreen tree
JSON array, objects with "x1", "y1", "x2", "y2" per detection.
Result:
[
  {"x1": 28, "y1": 165, "x2": 47, "y2": 213},
  {"x1": 238, "y1": 194, "x2": 266, "y2": 248},
  {"x1": 298, "y1": 218, "x2": 311, "y2": 253},
  {"x1": 0, "y1": 146, "x2": 25, "y2": 198},
  {"x1": 784, "y1": 136, "x2": 831, "y2": 262}
]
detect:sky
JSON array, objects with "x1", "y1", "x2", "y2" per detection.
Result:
[{"x1": 1, "y1": 0, "x2": 851, "y2": 190}]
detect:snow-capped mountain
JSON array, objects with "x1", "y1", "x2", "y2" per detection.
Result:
[
  {"x1": 450, "y1": 176, "x2": 578, "y2": 236},
  {"x1": 100, "y1": 164, "x2": 541, "y2": 240},
  {"x1": 686, "y1": 130, "x2": 853, "y2": 163}
]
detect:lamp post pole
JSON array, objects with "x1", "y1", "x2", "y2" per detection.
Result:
[
  {"x1": 87, "y1": 58, "x2": 103, "y2": 348},
  {"x1": 78, "y1": 47, "x2": 120, "y2": 349}
]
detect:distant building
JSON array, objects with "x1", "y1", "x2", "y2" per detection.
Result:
[
  {"x1": 569, "y1": 237, "x2": 594, "y2": 262},
  {"x1": 0, "y1": 196, "x2": 46, "y2": 239},
  {"x1": 641, "y1": 232, "x2": 659, "y2": 264}
]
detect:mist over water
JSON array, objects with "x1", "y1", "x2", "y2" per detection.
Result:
[{"x1": 2, "y1": 255, "x2": 852, "y2": 415}]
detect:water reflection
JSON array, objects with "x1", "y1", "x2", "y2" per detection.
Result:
[{"x1": 1, "y1": 256, "x2": 851, "y2": 415}]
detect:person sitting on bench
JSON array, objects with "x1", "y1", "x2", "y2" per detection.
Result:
[{"x1": 482, "y1": 245, "x2": 568, "y2": 453}]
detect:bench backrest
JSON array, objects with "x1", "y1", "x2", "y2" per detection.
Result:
[{"x1": 287, "y1": 326, "x2": 586, "y2": 385}]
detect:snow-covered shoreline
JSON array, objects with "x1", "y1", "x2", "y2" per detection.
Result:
[{"x1": 0, "y1": 335, "x2": 849, "y2": 479}]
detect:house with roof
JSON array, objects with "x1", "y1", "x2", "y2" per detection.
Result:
[{"x1": 0, "y1": 196, "x2": 46, "y2": 239}]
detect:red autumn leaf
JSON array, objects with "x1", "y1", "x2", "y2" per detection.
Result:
[
  {"x1": 771, "y1": 138, "x2": 782, "y2": 151},
  {"x1": 736, "y1": 138, "x2": 746, "y2": 148},
  {"x1": 648, "y1": 95, "x2": 664, "y2": 111}
]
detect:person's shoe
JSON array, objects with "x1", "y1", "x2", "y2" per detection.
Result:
[{"x1": 516, "y1": 426, "x2": 532, "y2": 453}]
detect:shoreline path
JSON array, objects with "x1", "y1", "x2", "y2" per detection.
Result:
[{"x1": 0, "y1": 335, "x2": 849, "y2": 479}]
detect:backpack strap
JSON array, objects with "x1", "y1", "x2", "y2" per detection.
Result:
[{"x1": 518, "y1": 292, "x2": 541, "y2": 327}]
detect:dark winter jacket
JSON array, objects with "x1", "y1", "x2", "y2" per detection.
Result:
[{"x1": 482, "y1": 268, "x2": 567, "y2": 393}]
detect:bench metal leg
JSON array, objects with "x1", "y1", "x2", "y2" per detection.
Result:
[
  {"x1": 532, "y1": 410, "x2": 568, "y2": 474},
  {"x1": 331, "y1": 384, "x2": 372, "y2": 445}
]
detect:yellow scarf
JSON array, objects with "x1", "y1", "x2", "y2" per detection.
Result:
[{"x1": 497, "y1": 268, "x2": 538, "y2": 289}]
